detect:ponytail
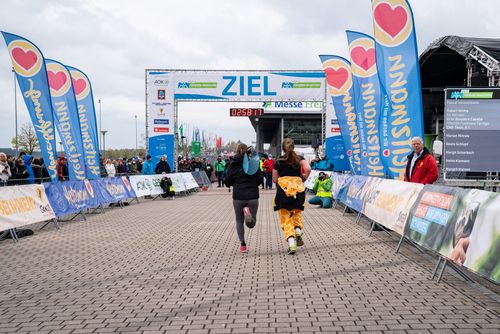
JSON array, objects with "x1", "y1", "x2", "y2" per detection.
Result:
[{"x1": 278, "y1": 138, "x2": 300, "y2": 168}]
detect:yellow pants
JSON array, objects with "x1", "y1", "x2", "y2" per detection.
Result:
[{"x1": 278, "y1": 209, "x2": 303, "y2": 241}]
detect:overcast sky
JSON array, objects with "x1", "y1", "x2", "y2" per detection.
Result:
[{"x1": 0, "y1": 0, "x2": 499, "y2": 149}]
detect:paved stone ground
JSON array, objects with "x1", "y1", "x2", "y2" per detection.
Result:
[{"x1": 0, "y1": 187, "x2": 499, "y2": 334}]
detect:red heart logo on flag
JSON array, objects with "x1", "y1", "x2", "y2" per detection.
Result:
[
  {"x1": 48, "y1": 71, "x2": 67, "y2": 92},
  {"x1": 325, "y1": 67, "x2": 349, "y2": 90},
  {"x1": 374, "y1": 2, "x2": 408, "y2": 39},
  {"x1": 12, "y1": 47, "x2": 38, "y2": 71},
  {"x1": 351, "y1": 46, "x2": 376, "y2": 71},
  {"x1": 72, "y1": 78, "x2": 87, "y2": 95}
]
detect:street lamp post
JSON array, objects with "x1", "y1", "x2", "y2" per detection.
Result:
[
  {"x1": 101, "y1": 130, "x2": 108, "y2": 158},
  {"x1": 135, "y1": 115, "x2": 138, "y2": 150},
  {"x1": 98, "y1": 99, "x2": 102, "y2": 151},
  {"x1": 12, "y1": 68, "x2": 18, "y2": 155}
]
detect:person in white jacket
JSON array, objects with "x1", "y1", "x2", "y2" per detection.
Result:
[{"x1": 105, "y1": 159, "x2": 116, "y2": 177}]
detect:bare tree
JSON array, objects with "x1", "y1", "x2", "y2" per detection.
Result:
[{"x1": 11, "y1": 123, "x2": 39, "y2": 154}]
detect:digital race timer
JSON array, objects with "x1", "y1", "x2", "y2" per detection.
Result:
[{"x1": 229, "y1": 108, "x2": 264, "y2": 117}]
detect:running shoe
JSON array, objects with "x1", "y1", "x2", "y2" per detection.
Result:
[
  {"x1": 295, "y1": 229, "x2": 304, "y2": 247},
  {"x1": 239, "y1": 245, "x2": 248, "y2": 253},
  {"x1": 243, "y1": 207, "x2": 256, "y2": 228},
  {"x1": 288, "y1": 244, "x2": 297, "y2": 255}
]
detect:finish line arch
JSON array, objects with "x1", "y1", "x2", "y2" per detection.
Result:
[{"x1": 145, "y1": 69, "x2": 347, "y2": 170}]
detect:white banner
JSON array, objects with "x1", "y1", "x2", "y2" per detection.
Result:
[
  {"x1": 363, "y1": 179, "x2": 423, "y2": 235},
  {"x1": 129, "y1": 174, "x2": 188, "y2": 197},
  {"x1": 179, "y1": 173, "x2": 199, "y2": 190},
  {"x1": 0, "y1": 184, "x2": 56, "y2": 232}
]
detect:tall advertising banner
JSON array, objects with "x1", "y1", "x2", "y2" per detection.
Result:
[
  {"x1": 1, "y1": 32, "x2": 58, "y2": 182},
  {"x1": 66, "y1": 66, "x2": 101, "y2": 179},
  {"x1": 325, "y1": 99, "x2": 350, "y2": 171},
  {"x1": 371, "y1": 0, "x2": 424, "y2": 180},
  {"x1": 147, "y1": 71, "x2": 175, "y2": 169},
  {"x1": 46, "y1": 59, "x2": 86, "y2": 181},
  {"x1": 319, "y1": 55, "x2": 361, "y2": 174},
  {"x1": 347, "y1": 31, "x2": 386, "y2": 177}
]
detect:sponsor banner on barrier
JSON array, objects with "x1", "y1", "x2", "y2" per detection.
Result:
[
  {"x1": 0, "y1": 184, "x2": 55, "y2": 232},
  {"x1": 343, "y1": 175, "x2": 368, "y2": 212},
  {"x1": 359, "y1": 176, "x2": 384, "y2": 212},
  {"x1": 96, "y1": 177, "x2": 136, "y2": 203},
  {"x1": 129, "y1": 175, "x2": 163, "y2": 197},
  {"x1": 331, "y1": 173, "x2": 350, "y2": 200},
  {"x1": 129, "y1": 174, "x2": 190, "y2": 197},
  {"x1": 304, "y1": 170, "x2": 321, "y2": 190},
  {"x1": 45, "y1": 180, "x2": 99, "y2": 217},
  {"x1": 363, "y1": 179, "x2": 423, "y2": 235},
  {"x1": 404, "y1": 186, "x2": 500, "y2": 283},
  {"x1": 180, "y1": 173, "x2": 200, "y2": 190}
]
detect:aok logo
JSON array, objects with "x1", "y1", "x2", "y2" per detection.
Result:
[
  {"x1": 322, "y1": 58, "x2": 353, "y2": 97},
  {"x1": 154, "y1": 79, "x2": 169, "y2": 86},
  {"x1": 372, "y1": 0, "x2": 413, "y2": 47},
  {"x1": 46, "y1": 62, "x2": 71, "y2": 97},
  {"x1": 8, "y1": 40, "x2": 43, "y2": 77},
  {"x1": 450, "y1": 91, "x2": 463, "y2": 99},
  {"x1": 349, "y1": 37, "x2": 377, "y2": 78}
]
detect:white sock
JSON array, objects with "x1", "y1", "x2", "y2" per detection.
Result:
[
  {"x1": 295, "y1": 227, "x2": 302, "y2": 235},
  {"x1": 288, "y1": 237, "x2": 296, "y2": 247}
]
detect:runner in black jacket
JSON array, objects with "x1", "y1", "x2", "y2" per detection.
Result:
[{"x1": 224, "y1": 144, "x2": 263, "y2": 253}]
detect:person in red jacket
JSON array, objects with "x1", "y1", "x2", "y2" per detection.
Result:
[
  {"x1": 404, "y1": 137, "x2": 438, "y2": 184},
  {"x1": 262, "y1": 155, "x2": 275, "y2": 189}
]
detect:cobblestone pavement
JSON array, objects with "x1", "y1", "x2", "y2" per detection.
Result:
[{"x1": 0, "y1": 187, "x2": 499, "y2": 334}]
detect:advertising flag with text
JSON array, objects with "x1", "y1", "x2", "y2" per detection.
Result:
[
  {"x1": 66, "y1": 66, "x2": 101, "y2": 179},
  {"x1": 46, "y1": 59, "x2": 86, "y2": 181},
  {"x1": 347, "y1": 30, "x2": 386, "y2": 177},
  {"x1": 319, "y1": 55, "x2": 361, "y2": 174},
  {"x1": 1, "y1": 32, "x2": 59, "y2": 182},
  {"x1": 371, "y1": 0, "x2": 424, "y2": 179}
]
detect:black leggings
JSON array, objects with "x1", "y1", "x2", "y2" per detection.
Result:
[{"x1": 232, "y1": 198, "x2": 259, "y2": 243}]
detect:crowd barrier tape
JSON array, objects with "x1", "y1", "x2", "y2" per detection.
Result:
[{"x1": 0, "y1": 184, "x2": 56, "y2": 232}]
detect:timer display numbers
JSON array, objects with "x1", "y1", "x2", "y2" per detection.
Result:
[{"x1": 229, "y1": 108, "x2": 264, "y2": 117}]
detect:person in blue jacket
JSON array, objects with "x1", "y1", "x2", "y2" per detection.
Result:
[{"x1": 142, "y1": 154, "x2": 155, "y2": 175}]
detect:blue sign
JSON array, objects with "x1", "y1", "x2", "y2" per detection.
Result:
[
  {"x1": 66, "y1": 66, "x2": 101, "y2": 180},
  {"x1": 46, "y1": 59, "x2": 87, "y2": 181},
  {"x1": 2, "y1": 32, "x2": 59, "y2": 181},
  {"x1": 320, "y1": 55, "x2": 361, "y2": 174},
  {"x1": 344, "y1": 175, "x2": 368, "y2": 212},
  {"x1": 347, "y1": 31, "x2": 386, "y2": 177},
  {"x1": 372, "y1": 0, "x2": 424, "y2": 179},
  {"x1": 44, "y1": 180, "x2": 99, "y2": 217}
]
